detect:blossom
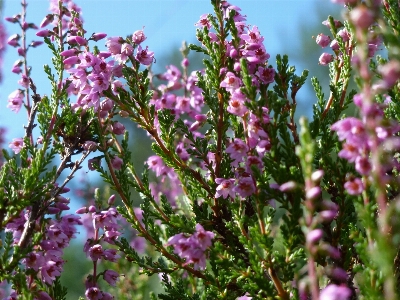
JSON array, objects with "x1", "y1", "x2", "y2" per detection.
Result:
[
  {"x1": 195, "y1": 14, "x2": 211, "y2": 29},
  {"x1": 167, "y1": 224, "x2": 214, "y2": 270},
  {"x1": 220, "y1": 72, "x2": 241, "y2": 92},
  {"x1": 316, "y1": 33, "x2": 331, "y2": 48},
  {"x1": 319, "y1": 53, "x2": 334, "y2": 65},
  {"x1": 233, "y1": 176, "x2": 256, "y2": 198},
  {"x1": 9, "y1": 138, "x2": 24, "y2": 154},
  {"x1": 7, "y1": 90, "x2": 24, "y2": 113},
  {"x1": 215, "y1": 178, "x2": 236, "y2": 199},
  {"x1": 135, "y1": 45, "x2": 154, "y2": 65},
  {"x1": 227, "y1": 90, "x2": 248, "y2": 117},
  {"x1": 103, "y1": 270, "x2": 119, "y2": 286},
  {"x1": 88, "y1": 244, "x2": 103, "y2": 261},
  {"x1": 226, "y1": 138, "x2": 248, "y2": 166},
  {"x1": 111, "y1": 156, "x2": 123, "y2": 170},
  {"x1": 256, "y1": 66, "x2": 275, "y2": 84},
  {"x1": 320, "y1": 284, "x2": 352, "y2": 300},
  {"x1": 344, "y1": 177, "x2": 364, "y2": 195},
  {"x1": 132, "y1": 29, "x2": 146, "y2": 44}
]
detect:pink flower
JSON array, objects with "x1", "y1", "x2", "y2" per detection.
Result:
[
  {"x1": 111, "y1": 122, "x2": 125, "y2": 135},
  {"x1": 256, "y1": 66, "x2": 275, "y2": 84},
  {"x1": 9, "y1": 138, "x2": 24, "y2": 154},
  {"x1": 91, "y1": 33, "x2": 107, "y2": 41},
  {"x1": 132, "y1": 29, "x2": 146, "y2": 44},
  {"x1": 195, "y1": 14, "x2": 211, "y2": 29},
  {"x1": 241, "y1": 26, "x2": 264, "y2": 44},
  {"x1": 344, "y1": 177, "x2": 364, "y2": 195},
  {"x1": 378, "y1": 60, "x2": 400, "y2": 89},
  {"x1": 220, "y1": 72, "x2": 242, "y2": 92},
  {"x1": 316, "y1": 33, "x2": 331, "y2": 48},
  {"x1": 226, "y1": 138, "x2": 248, "y2": 166},
  {"x1": 337, "y1": 29, "x2": 350, "y2": 42},
  {"x1": 320, "y1": 284, "x2": 352, "y2": 300},
  {"x1": 215, "y1": 178, "x2": 236, "y2": 199},
  {"x1": 135, "y1": 45, "x2": 154, "y2": 65},
  {"x1": 111, "y1": 156, "x2": 123, "y2": 170},
  {"x1": 306, "y1": 229, "x2": 323, "y2": 244},
  {"x1": 7, "y1": 90, "x2": 24, "y2": 113},
  {"x1": 319, "y1": 53, "x2": 334, "y2": 65},
  {"x1": 88, "y1": 244, "x2": 103, "y2": 261},
  {"x1": 227, "y1": 91, "x2": 248, "y2": 117},
  {"x1": 350, "y1": 6, "x2": 374, "y2": 30},
  {"x1": 193, "y1": 224, "x2": 214, "y2": 251},
  {"x1": 106, "y1": 36, "x2": 123, "y2": 55},
  {"x1": 233, "y1": 176, "x2": 256, "y2": 198}
]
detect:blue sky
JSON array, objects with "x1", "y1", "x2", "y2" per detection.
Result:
[{"x1": 0, "y1": 0, "x2": 340, "y2": 141}]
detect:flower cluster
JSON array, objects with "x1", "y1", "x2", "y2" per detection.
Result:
[
  {"x1": 77, "y1": 193, "x2": 122, "y2": 300},
  {"x1": 167, "y1": 224, "x2": 214, "y2": 270},
  {"x1": 4, "y1": 186, "x2": 81, "y2": 299}
]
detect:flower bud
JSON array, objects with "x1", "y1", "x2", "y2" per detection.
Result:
[
  {"x1": 36, "y1": 29, "x2": 52, "y2": 37},
  {"x1": 119, "y1": 110, "x2": 129, "y2": 118},
  {"x1": 279, "y1": 181, "x2": 297, "y2": 192},
  {"x1": 316, "y1": 33, "x2": 330, "y2": 48},
  {"x1": 306, "y1": 186, "x2": 321, "y2": 200},
  {"x1": 311, "y1": 170, "x2": 324, "y2": 182},
  {"x1": 92, "y1": 32, "x2": 107, "y2": 41},
  {"x1": 319, "y1": 53, "x2": 334, "y2": 65},
  {"x1": 350, "y1": 6, "x2": 374, "y2": 30},
  {"x1": 111, "y1": 157, "x2": 123, "y2": 170},
  {"x1": 40, "y1": 14, "x2": 54, "y2": 28},
  {"x1": 76, "y1": 207, "x2": 88, "y2": 214},
  {"x1": 108, "y1": 195, "x2": 116, "y2": 206},
  {"x1": 132, "y1": 29, "x2": 146, "y2": 44},
  {"x1": 181, "y1": 58, "x2": 189, "y2": 68},
  {"x1": 378, "y1": 60, "x2": 400, "y2": 88},
  {"x1": 111, "y1": 122, "x2": 125, "y2": 135},
  {"x1": 307, "y1": 229, "x2": 323, "y2": 244}
]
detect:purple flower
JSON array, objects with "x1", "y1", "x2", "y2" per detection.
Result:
[
  {"x1": 319, "y1": 53, "x2": 334, "y2": 65},
  {"x1": 7, "y1": 90, "x2": 24, "y2": 113},
  {"x1": 103, "y1": 270, "x2": 119, "y2": 286},
  {"x1": 135, "y1": 45, "x2": 154, "y2": 65},
  {"x1": 316, "y1": 33, "x2": 331, "y2": 48},
  {"x1": 132, "y1": 29, "x2": 146, "y2": 44},
  {"x1": 241, "y1": 26, "x2": 264, "y2": 44},
  {"x1": 378, "y1": 60, "x2": 400, "y2": 89},
  {"x1": 256, "y1": 66, "x2": 275, "y2": 84},
  {"x1": 9, "y1": 138, "x2": 24, "y2": 154},
  {"x1": 88, "y1": 244, "x2": 103, "y2": 261},
  {"x1": 320, "y1": 284, "x2": 352, "y2": 300},
  {"x1": 344, "y1": 177, "x2": 364, "y2": 195},
  {"x1": 220, "y1": 72, "x2": 242, "y2": 92},
  {"x1": 350, "y1": 6, "x2": 374, "y2": 30},
  {"x1": 233, "y1": 176, "x2": 256, "y2": 198},
  {"x1": 193, "y1": 224, "x2": 214, "y2": 251},
  {"x1": 215, "y1": 178, "x2": 236, "y2": 199},
  {"x1": 167, "y1": 224, "x2": 214, "y2": 270},
  {"x1": 103, "y1": 248, "x2": 120, "y2": 262},
  {"x1": 306, "y1": 229, "x2": 323, "y2": 244},
  {"x1": 111, "y1": 156, "x2": 123, "y2": 170},
  {"x1": 227, "y1": 90, "x2": 248, "y2": 117},
  {"x1": 111, "y1": 122, "x2": 125, "y2": 135},
  {"x1": 106, "y1": 36, "x2": 123, "y2": 55},
  {"x1": 226, "y1": 138, "x2": 248, "y2": 166},
  {"x1": 195, "y1": 14, "x2": 211, "y2": 29},
  {"x1": 85, "y1": 287, "x2": 102, "y2": 300}
]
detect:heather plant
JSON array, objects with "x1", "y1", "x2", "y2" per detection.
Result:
[{"x1": 1, "y1": 0, "x2": 400, "y2": 299}]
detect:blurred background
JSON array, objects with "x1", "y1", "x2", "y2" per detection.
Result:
[{"x1": 0, "y1": 0, "x2": 342, "y2": 298}]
